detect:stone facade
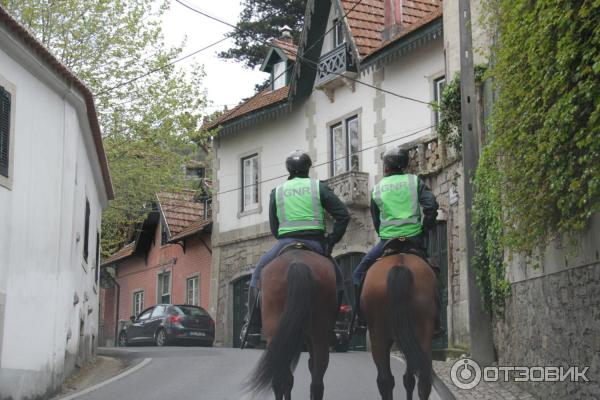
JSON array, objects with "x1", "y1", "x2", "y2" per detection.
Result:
[{"x1": 492, "y1": 215, "x2": 600, "y2": 399}]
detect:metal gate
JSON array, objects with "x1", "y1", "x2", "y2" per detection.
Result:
[{"x1": 232, "y1": 275, "x2": 250, "y2": 348}]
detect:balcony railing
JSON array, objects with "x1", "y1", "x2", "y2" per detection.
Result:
[
  {"x1": 325, "y1": 171, "x2": 369, "y2": 208},
  {"x1": 315, "y1": 44, "x2": 357, "y2": 88}
]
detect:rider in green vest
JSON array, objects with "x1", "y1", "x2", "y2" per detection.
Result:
[
  {"x1": 240, "y1": 150, "x2": 350, "y2": 346},
  {"x1": 351, "y1": 146, "x2": 442, "y2": 336}
]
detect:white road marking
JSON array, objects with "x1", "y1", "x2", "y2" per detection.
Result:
[{"x1": 53, "y1": 357, "x2": 153, "y2": 400}]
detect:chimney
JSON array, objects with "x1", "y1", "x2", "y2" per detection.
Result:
[
  {"x1": 382, "y1": 0, "x2": 403, "y2": 41},
  {"x1": 279, "y1": 25, "x2": 293, "y2": 44}
]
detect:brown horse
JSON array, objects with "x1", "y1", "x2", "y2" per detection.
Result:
[
  {"x1": 245, "y1": 249, "x2": 338, "y2": 400},
  {"x1": 362, "y1": 253, "x2": 437, "y2": 400}
]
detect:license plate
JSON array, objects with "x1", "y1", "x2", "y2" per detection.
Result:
[{"x1": 189, "y1": 331, "x2": 205, "y2": 337}]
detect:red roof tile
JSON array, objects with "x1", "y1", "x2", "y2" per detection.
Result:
[
  {"x1": 156, "y1": 190, "x2": 205, "y2": 236},
  {"x1": 341, "y1": 0, "x2": 442, "y2": 57},
  {"x1": 169, "y1": 219, "x2": 212, "y2": 242},
  {"x1": 101, "y1": 242, "x2": 135, "y2": 266},
  {"x1": 205, "y1": 86, "x2": 289, "y2": 130}
]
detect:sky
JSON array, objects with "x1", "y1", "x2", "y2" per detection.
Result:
[{"x1": 161, "y1": 0, "x2": 269, "y2": 113}]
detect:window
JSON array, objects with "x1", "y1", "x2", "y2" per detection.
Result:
[
  {"x1": 160, "y1": 221, "x2": 169, "y2": 246},
  {"x1": 433, "y1": 76, "x2": 446, "y2": 126},
  {"x1": 334, "y1": 18, "x2": 345, "y2": 47},
  {"x1": 330, "y1": 115, "x2": 359, "y2": 176},
  {"x1": 83, "y1": 199, "x2": 90, "y2": 263},
  {"x1": 272, "y1": 61, "x2": 287, "y2": 90},
  {"x1": 241, "y1": 154, "x2": 259, "y2": 212},
  {"x1": 133, "y1": 290, "x2": 144, "y2": 317},
  {"x1": 151, "y1": 305, "x2": 166, "y2": 318},
  {"x1": 0, "y1": 85, "x2": 11, "y2": 179},
  {"x1": 186, "y1": 166, "x2": 205, "y2": 179},
  {"x1": 186, "y1": 276, "x2": 199, "y2": 305},
  {"x1": 138, "y1": 308, "x2": 153, "y2": 321},
  {"x1": 157, "y1": 271, "x2": 171, "y2": 304}
]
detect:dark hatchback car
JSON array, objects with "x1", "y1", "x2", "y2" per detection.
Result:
[{"x1": 119, "y1": 304, "x2": 215, "y2": 347}]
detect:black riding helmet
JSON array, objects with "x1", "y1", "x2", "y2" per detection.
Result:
[
  {"x1": 382, "y1": 146, "x2": 409, "y2": 173},
  {"x1": 285, "y1": 150, "x2": 312, "y2": 175}
]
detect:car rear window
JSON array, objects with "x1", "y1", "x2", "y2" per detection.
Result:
[{"x1": 174, "y1": 306, "x2": 208, "y2": 317}]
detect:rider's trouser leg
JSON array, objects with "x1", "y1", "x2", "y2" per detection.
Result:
[{"x1": 240, "y1": 286, "x2": 261, "y2": 345}]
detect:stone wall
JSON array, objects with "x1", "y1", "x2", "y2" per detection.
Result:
[{"x1": 493, "y1": 215, "x2": 600, "y2": 399}]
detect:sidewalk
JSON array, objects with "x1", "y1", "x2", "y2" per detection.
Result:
[
  {"x1": 53, "y1": 351, "x2": 136, "y2": 399},
  {"x1": 433, "y1": 358, "x2": 538, "y2": 400}
]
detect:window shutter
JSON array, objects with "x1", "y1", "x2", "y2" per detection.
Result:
[{"x1": 0, "y1": 87, "x2": 10, "y2": 178}]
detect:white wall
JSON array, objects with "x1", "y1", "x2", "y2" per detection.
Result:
[
  {"x1": 0, "y1": 32, "x2": 106, "y2": 399},
  {"x1": 215, "y1": 37, "x2": 444, "y2": 235}
]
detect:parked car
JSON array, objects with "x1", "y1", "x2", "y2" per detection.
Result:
[
  {"x1": 119, "y1": 304, "x2": 215, "y2": 347},
  {"x1": 332, "y1": 303, "x2": 352, "y2": 352}
]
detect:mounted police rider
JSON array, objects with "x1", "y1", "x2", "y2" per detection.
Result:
[
  {"x1": 240, "y1": 150, "x2": 350, "y2": 345},
  {"x1": 351, "y1": 146, "x2": 442, "y2": 336}
]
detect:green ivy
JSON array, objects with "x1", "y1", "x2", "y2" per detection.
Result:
[{"x1": 474, "y1": 0, "x2": 600, "y2": 313}]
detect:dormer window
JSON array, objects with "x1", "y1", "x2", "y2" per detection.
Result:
[
  {"x1": 272, "y1": 60, "x2": 287, "y2": 90},
  {"x1": 334, "y1": 19, "x2": 345, "y2": 47}
]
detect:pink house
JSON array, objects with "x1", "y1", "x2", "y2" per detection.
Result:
[{"x1": 100, "y1": 190, "x2": 212, "y2": 346}]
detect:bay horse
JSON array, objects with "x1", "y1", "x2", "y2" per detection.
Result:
[
  {"x1": 245, "y1": 249, "x2": 338, "y2": 400},
  {"x1": 362, "y1": 252, "x2": 437, "y2": 400}
]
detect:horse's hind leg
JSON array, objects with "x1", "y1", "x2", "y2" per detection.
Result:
[
  {"x1": 370, "y1": 331, "x2": 394, "y2": 400},
  {"x1": 403, "y1": 370, "x2": 416, "y2": 400},
  {"x1": 415, "y1": 319, "x2": 433, "y2": 400},
  {"x1": 272, "y1": 368, "x2": 293, "y2": 400},
  {"x1": 308, "y1": 338, "x2": 329, "y2": 400}
]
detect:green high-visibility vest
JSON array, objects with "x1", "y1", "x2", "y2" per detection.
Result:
[
  {"x1": 276, "y1": 178, "x2": 325, "y2": 236},
  {"x1": 372, "y1": 174, "x2": 422, "y2": 239}
]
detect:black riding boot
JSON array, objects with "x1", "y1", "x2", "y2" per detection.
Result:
[
  {"x1": 353, "y1": 283, "x2": 367, "y2": 334},
  {"x1": 239, "y1": 286, "x2": 261, "y2": 347}
]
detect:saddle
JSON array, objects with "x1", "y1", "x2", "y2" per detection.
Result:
[
  {"x1": 277, "y1": 241, "x2": 321, "y2": 257},
  {"x1": 380, "y1": 238, "x2": 439, "y2": 272}
]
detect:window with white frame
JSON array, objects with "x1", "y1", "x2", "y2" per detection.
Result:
[
  {"x1": 272, "y1": 61, "x2": 287, "y2": 90},
  {"x1": 330, "y1": 115, "x2": 359, "y2": 176},
  {"x1": 433, "y1": 76, "x2": 446, "y2": 126},
  {"x1": 241, "y1": 154, "x2": 259, "y2": 212},
  {"x1": 157, "y1": 271, "x2": 171, "y2": 304},
  {"x1": 334, "y1": 18, "x2": 345, "y2": 47},
  {"x1": 186, "y1": 275, "x2": 199, "y2": 306},
  {"x1": 133, "y1": 290, "x2": 144, "y2": 317}
]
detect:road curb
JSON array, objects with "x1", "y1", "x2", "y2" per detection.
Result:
[
  {"x1": 391, "y1": 354, "x2": 457, "y2": 400},
  {"x1": 53, "y1": 357, "x2": 152, "y2": 400}
]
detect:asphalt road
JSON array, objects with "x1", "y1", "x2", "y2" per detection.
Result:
[{"x1": 75, "y1": 346, "x2": 444, "y2": 400}]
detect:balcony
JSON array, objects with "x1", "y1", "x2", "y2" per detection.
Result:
[
  {"x1": 314, "y1": 44, "x2": 357, "y2": 90},
  {"x1": 325, "y1": 171, "x2": 369, "y2": 208}
]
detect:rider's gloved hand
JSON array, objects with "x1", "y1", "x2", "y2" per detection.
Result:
[{"x1": 324, "y1": 237, "x2": 334, "y2": 257}]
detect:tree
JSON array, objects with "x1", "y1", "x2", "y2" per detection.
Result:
[
  {"x1": 219, "y1": 0, "x2": 306, "y2": 68},
  {"x1": 1, "y1": 0, "x2": 209, "y2": 256}
]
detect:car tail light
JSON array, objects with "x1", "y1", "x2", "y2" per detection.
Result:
[
  {"x1": 339, "y1": 304, "x2": 352, "y2": 313},
  {"x1": 169, "y1": 315, "x2": 184, "y2": 324}
]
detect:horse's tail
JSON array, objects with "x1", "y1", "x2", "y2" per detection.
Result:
[
  {"x1": 387, "y1": 265, "x2": 430, "y2": 378},
  {"x1": 247, "y1": 262, "x2": 314, "y2": 394}
]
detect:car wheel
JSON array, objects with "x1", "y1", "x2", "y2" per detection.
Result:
[
  {"x1": 118, "y1": 331, "x2": 128, "y2": 347},
  {"x1": 155, "y1": 328, "x2": 169, "y2": 347}
]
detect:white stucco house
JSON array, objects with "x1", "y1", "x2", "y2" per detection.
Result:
[
  {"x1": 0, "y1": 6, "x2": 113, "y2": 399},
  {"x1": 206, "y1": 0, "x2": 476, "y2": 351}
]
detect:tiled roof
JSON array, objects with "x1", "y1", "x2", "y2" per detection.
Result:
[
  {"x1": 169, "y1": 219, "x2": 212, "y2": 242},
  {"x1": 341, "y1": 0, "x2": 442, "y2": 57},
  {"x1": 205, "y1": 86, "x2": 289, "y2": 130},
  {"x1": 0, "y1": 5, "x2": 113, "y2": 199},
  {"x1": 101, "y1": 242, "x2": 135, "y2": 267},
  {"x1": 271, "y1": 39, "x2": 298, "y2": 61},
  {"x1": 157, "y1": 190, "x2": 205, "y2": 236}
]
